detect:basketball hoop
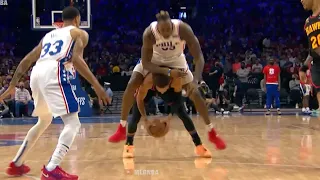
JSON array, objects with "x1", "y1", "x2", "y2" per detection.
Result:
[{"x1": 52, "y1": 22, "x2": 64, "y2": 29}]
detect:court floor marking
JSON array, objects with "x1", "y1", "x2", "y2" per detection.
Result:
[
  {"x1": 0, "y1": 172, "x2": 40, "y2": 180},
  {"x1": 0, "y1": 160, "x2": 319, "y2": 169}
]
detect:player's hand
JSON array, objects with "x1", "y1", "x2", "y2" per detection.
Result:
[
  {"x1": 93, "y1": 84, "x2": 110, "y2": 106},
  {"x1": 170, "y1": 69, "x2": 187, "y2": 78},
  {"x1": 0, "y1": 85, "x2": 15, "y2": 103},
  {"x1": 141, "y1": 116, "x2": 151, "y2": 126},
  {"x1": 160, "y1": 114, "x2": 172, "y2": 124}
]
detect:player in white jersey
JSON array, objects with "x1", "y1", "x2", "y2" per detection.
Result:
[
  {"x1": 1, "y1": 7, "x2": 109, "y2": 180},
  {"x1": 109, "y1": 11, "x2": 226, "y2": 152}
]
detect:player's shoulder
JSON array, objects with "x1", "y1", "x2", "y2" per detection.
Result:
[
  {"x1": 143, "y1": 25, "x2": 153, "y2": 38},
  {"x1": 70, "y1": 28, "x2": 88, "y2": 38}
]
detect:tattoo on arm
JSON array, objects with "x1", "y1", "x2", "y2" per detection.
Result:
[{"x1": 10, "y1": 41, "x2": 42, "y2": 86}]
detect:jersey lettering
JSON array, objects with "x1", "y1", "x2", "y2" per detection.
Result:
[
  {"x1": 155, "y1": 41, "x2": 176, "y2": 51},
  {"x1": 40, "y1": 39, "x2": 64, "y2": 58},
  {"x1": 269, "y1": 68, "x2": 274, "y2": 75}
]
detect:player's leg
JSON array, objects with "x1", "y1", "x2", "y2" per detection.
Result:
[
  {"x1": 183, "y1": 82, "x2": 226, "y2": 150},
  {"x1": 301, "y1": 84, "x2": 311, "y2": 114},
  {"x1": 108, "y1": 64, "x2": 145, "y2": 143},
  {"x1": 171, "y1": 102, "x2": 212, "y2": 157},
  {"x1": 310, "y1": 66, "x2": 320, "y2": 112},
  {"x1": 123, "y1": 101, "x2": 141, "y2": 158},
  {"x1": 45, "y1": 112, "x2": 80, "y2": 170},
  {"x1": 274, "y1": 84, "x2": 281, "y2": 115},
  {"x1": 7, "y1": 74, "x2": 53, "y2": 176},
  {"x1": 265, "y1": 84, "x2": 272, "y2": 115},
  {"x1": 40, "y1": 80, "x2": 80, "y2": 179}
]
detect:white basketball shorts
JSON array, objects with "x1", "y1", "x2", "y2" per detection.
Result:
[
  {"x1": 30, "y1": 61, "x2": 79, "y2": 118},
  {"x1": 133, "y1": 55, "x2": 193, "y2": 85}
]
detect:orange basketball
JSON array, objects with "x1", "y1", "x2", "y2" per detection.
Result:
[{"x1": 146, "y1": 119, "x2": 169, "y2": 138}]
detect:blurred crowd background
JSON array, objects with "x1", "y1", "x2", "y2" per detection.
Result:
[{"x1": 0, "y1": 0, "x2": 313, "y2": 116}]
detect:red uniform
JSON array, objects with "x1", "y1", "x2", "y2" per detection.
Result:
[{"x1": 263, "y1": 65, "x2": 280, "y2": 84}]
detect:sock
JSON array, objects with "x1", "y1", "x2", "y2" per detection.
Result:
[
  {"x1": 306, "y1": 107, "x2": 310, "y2": 111},
  {"x1": 13, "y1": 114, "x2": 52, "y2": 166},
  {"x1": 302, "y1": 107, "x2": 306, "y2": 112},
  {"x1": 120, "y1": 120, "x2": 127, "y2": 127},
  {"x1": 46, "y1": 144, "x2": 69, "y2": 171},
  {"x1": 206, "y1": 123, "x2": 214, "y2": 132},
  {"x1": 126, "y1": 135, "x2": 134, "y2": 145},
  {"x1": 190, "y1": 131, "x2": 202, "y2": 146}
]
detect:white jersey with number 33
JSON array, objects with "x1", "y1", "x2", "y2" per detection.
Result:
[
  {"x1": 30, "y1": 25, "x2": 79, "y2": 118},
  {"x1": 150, "y1": 19, "x2": 187, "y2": 69},
  {"x1": 38, "y1": 26, "x2": 76, "y2": 63}
]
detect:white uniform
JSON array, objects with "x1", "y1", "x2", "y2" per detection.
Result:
[
  {"x1": 133, "y1": 19, "x2": 193, "y2": 84},
  {"x1": 30, "y1": 26, "x2": 79, "y2": 118}
]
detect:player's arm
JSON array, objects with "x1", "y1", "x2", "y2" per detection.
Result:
[
  {"x1": 277, "y1": 67, "x2": 281, "y2": 89},
  {"x1": 304, "y1": 54, "x2": 313, "y2": 66},
  {"x1": 136, "y1": 75, "x2": 153, "y2": 118},
  {"x1": 10, "y1": 40, "x2": 42, "y2": 87},
  {"x1": 70, "y1": 29, "x2": 110, "y2": 104},
  {"x1": 141, "y1": 27, "x2": 170, "y2": 75},
  {"x1": 179, "y1": 22, "x2": 204, "y2": 83}
]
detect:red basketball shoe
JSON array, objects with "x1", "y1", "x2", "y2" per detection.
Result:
[
  {"x1": 6, "y1": 162, "x2": 30, "y2": 176},
  {"x1": 41, "y1": 166, "x2": 78, "y2": 180},
  {"x1": 108, "y1": 124, "x2": 126, "y2": 143},
  {"x1": 208, "y1": 129, "x2": 226, "y2": 150}
]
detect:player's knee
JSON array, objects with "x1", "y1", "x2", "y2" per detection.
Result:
[
  {"x1": 61, "y1": 113, "x2": 81, "y2": 131},
  {"x1": 127, "y1": 72, "x2": 144, "y2": 89}
]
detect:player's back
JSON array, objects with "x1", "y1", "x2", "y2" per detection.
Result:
[
  {"x1": 32, "y1": 25, "x2": 77, "y2": 88},
  {"x1": 37, "y1": 26, "x2": 76, "y2": 65}
]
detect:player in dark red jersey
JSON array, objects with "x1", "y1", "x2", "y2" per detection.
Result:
[
  {"x1": 301, "y1": 0, "x2": 320, "y2": 113},
  {"x1": 263, "y1": 58, "x2": 281, "y2": 115}
]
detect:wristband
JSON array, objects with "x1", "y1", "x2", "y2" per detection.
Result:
[{"x1": 168, "y1": 69, "x2": 171, "y2": 76}]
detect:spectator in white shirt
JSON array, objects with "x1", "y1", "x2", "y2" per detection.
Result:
[
  {"x1": 15, "y1": 82, "x2": 33, "y2": 117},
  {"x1": 252, "y1": 59, "x2": 263, "y2": 74}
]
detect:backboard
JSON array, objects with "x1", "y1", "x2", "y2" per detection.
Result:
[{"x1": 31, "y1": 0, "x2": 91, "y2": 30}]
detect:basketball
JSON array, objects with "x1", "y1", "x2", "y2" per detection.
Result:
[{"x1": 146, "y1": 119, "x2": 169, "y2": 138}]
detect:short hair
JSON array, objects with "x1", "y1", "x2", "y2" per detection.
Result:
[
  {"x1": 156, "y1": 10, "x2": 170, "y2": 21},
  {"x1": 62, "y1": 6, "x2": 80, "y2": 21},
  {"x1": 152, "y1": 73, "x2": 171, "y2": 88}
]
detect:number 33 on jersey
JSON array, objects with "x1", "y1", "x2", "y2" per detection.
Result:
[{"x1": 38, "y1": 26, "x2": 75, "y2": 62}]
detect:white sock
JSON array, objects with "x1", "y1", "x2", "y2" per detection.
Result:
[
  {"x1": 13, "y1": 114, "x2": 52, "y2": 166},
  {"x1": 302, "y1": 107, "x2": 306, "y2": 112},
  {"x1": 46, "y1": 144, "x2": 69, "y2": 171},
  {"x1": 306, "y1": 107, "x2": 310, "y2": 111},
  {"x1": 46, "y1": 113, "x2": 80, "y2": 171},
  {"x1": 206, "y1": 123, "x2": 214, "y2": 132},
  {"x1": 120, "y1": 120, "x2": 127, "y2": 127}
]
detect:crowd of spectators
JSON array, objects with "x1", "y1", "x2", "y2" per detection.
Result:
[{"x1": 0, "y1": 0, "x2": 314, "y2": 116}]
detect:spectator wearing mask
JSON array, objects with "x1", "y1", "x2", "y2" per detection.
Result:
[
  {"x1": 289, "y1": 74, "x2": 302, "y2": 109},
  {"x1": 208, "y1": 62, "x2": 223, "y2": 103},
  {"x1": 263, "y1": 58, "x2": 281, "y2": 115},
  {"x1": 236, "y1": 62, "x2": 250, "y2": 83},
  {"x1": 15, "y1": 82, "x2": 33, "y2": 117}
]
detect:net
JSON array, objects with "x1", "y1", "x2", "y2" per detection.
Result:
[{"x1": 52, "y1": 22, "x2": 64, "y2": 29}]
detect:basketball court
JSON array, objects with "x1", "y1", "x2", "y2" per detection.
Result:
[{"x1": 0, "y1": 113, "x2": 320, "y2": 180}]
